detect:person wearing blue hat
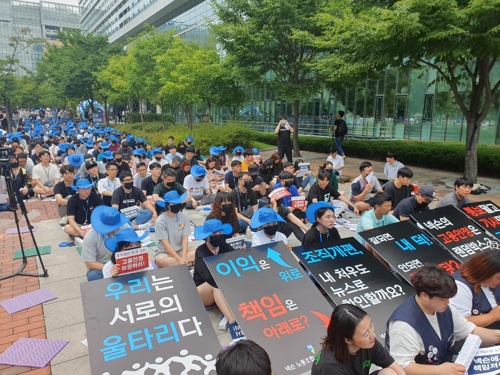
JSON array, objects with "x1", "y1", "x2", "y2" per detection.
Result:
[
  {"x1": 54, "y1": 165, "x2": 77, "y2": 222},
  {"x1": 81, "y1": 205, "x2": 131, "y2": 281},
  {"x1": 60, "y1": 144, "x2": 76, "y2": 164},
  {"x1": 154, "y1": 190, "x2": 195, "y2": 268},
  {"x1": 250, "y1": 207, "x2": 290, "y2": 249},
  {"x1": 151, "y1": 148, "x2": 168, "y2": 166},
  {"x1": 183, "y1": 165, "x2": 215, "y2": 209},
  {"x1": 102, "y1": 228, "x2": 150, "y2": 278},
  {"x1": 193, "y1": 219, "x2": 246, "y2": 343},
  {"x1": 67, "y1": 153, "x2": 84, "y2": 169},
  {"x1": 302, "y1": 201, "x2": 341, "y2": 246},
  {"x1": 32, "y1": 150, "x2": 61, "y2": 198},
  {"x1": 64, "y1": 178, "x2": 103, "y2": 239},
  {"x1": 212, "y1": 146, "x2": 228, "y2": 171},
  {"x1": 232, "y1": 146, "x2": 244, "y2": 162}
]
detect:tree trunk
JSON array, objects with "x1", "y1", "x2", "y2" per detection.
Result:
[
  {"x1": 464, "y1": 116, "x2": 479, "y2": 183},
  {"x1": 160, "y1": 98, "x2": 165, "y2": 132},
  {"x1": 104, "y1": 99, "x2": 108, "y2": 124},
  {"x1": 4, "y1": 97, "x2": 13, "y2": 133},
  {"x1": 292, "y1": 99, "x2": 301, "y2": 157},
  {"x1": 140, "y1": 100, "x2": 144, "y2": 131}
]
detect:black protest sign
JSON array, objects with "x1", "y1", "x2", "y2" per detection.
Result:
[
  {"x1": 81, "y1": 267, "x2": 220, "y2": 375},
  {"x1": 461, "y1": 201, "x2": 500, "y2": 241},
  {"x1": 292, "y1": 237, "x2": 412, "y2": 341},
  {"x1": 411, "y1": 206, "x2": 500, "y2": 262},
  {"x1": 205, "y1": 241, "x2": 333, "y2": 375},
  {"x1": 358, "y1": 220, "x2": 460, "y2": 283}
]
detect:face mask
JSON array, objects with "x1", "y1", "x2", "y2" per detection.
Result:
[
  {"x1": 264, "y1": 224, "x2": 278, "y2": 236},
  {"x1": 115, "y1": 158, "x2": 123, "y2": 163},
  {"x1": 195, "y1": 177, "x2": 204, "y2": 182},
  {"x1": 221, "y1": 204, "x2": 232, "y2": 214},
  {"x1": 208, "y1": 234, "x2": 225, "y2": 248},
  {"x1": 10, "y1": 162, "x2": 19, "y2": 168},
  {"x1": 155, "y1": 156, "x2": 162, "y2": 161},
  {"x1": 166, "y1": 181, "x2": 175, "y2": 187},
  {"x1": 169, "y1": 204, "x2": 182, "y2": 214},
  {"x1": 236, "y1": 151, "x2": 242, "y2": 156},
  {"x1": 187, "y1": 141, "x2": 192, "y2": 145},
  {"x1": 243, "y1": 180, "x2": 251, "y2": 188},
  {"x1": 284, "y1": 181, "x2": 293, "y2": 188},
  {"x1": 124, "y1": 182, "x2": 133, "y2": 190}
]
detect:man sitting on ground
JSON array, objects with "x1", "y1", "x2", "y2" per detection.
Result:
[
  {"x1": 141, "y1": 162, "x2": 162, "y2": 197},
  {"x1": 393, "y1": 186, "x2": 437, "y2": 221},
  {"x1": 64, "y1": 179, "x2": 103, "y2": 238},
  {"x1": 383, "y1": 167, "x2": 414, "y2": 210},
  {"x1": 349, "y1": 161, "x2": 383, "y2": 212},
  {"x1": 436, "y1": 177, "x2": 473, "y2": 209},
  {"x1": 183, "y1": 165, "x2": 215, "y2": 209},
  {"x1": 326, "y1": 146, "x2": 344, "y2": 176},
  {"x1": 231, "y1": 172, "x2": 258, "y2": 233},
  {"x1": 384, "y1": 151, "x2": 405, "y2": 180},
  {"x1": 32, "y1": 150, "x2": 60, "y2": 198},
  {"x1": 53, "y1": 165, "x2": 76, "y2": 224}
]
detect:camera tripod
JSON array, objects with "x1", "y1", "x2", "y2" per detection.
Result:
[{"x1": 0, "y1": 163, "x2": 48, "y2": 281}]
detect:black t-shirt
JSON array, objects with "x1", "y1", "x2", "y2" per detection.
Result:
[
  {"x1": 383, "y1": 181, "x2": 412, "y2": 210},
  {"x1": 224, "y1": 171, "x2": 240, "y2": 190},
  {"x1": 11, "y1": 168, "x2": 30, "y2": 189},
  {"x1": 141, "y1": 175, "x2": 162, "y2": 196},
  {"x1": 333, "y1": 118, "x2": 347, "y2": 138},
  {"x1": 111, "y1": 186, "x2": 147, "y2": 210},
  {"x1": 277, "y1": 124, "x2": 292, "y2": 148},
  {"x1": 86, "y1": 173, "x2": 105, "y2": 195},
  {"x1": 302, "y1": 226, "x2": 341, "y2": 246},
  {"x1": 67, "y1": 192, "x2": 103, "y2": 225},
  {"x1": 116, "y1": 161, "x2": 131, "y2": 175},
  {"x1": 311, "y1": 341, "x2": 394, "y2": 375},
  {"x1": 176, "y1": 169, "x2": 189, "y2": 185},
  {"x1": 230, "y1": 187, "x2": 257, "y2": 213},
  {"x1": 393, "y1": 196, "x2": 430, "y2": 220},
  {"x1": 53, "y1": 181, "x2": 76, "y2": 200},
  {"x1": 193, "y1": 242, "x2": 235, "y2": 288},
  {"x1": 307, "y1": 183, "x2": 341, "y2": 205}
]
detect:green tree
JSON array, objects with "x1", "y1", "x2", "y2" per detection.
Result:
[
  {"x1": 38, "y1": 30, "x2": 123, "y2": 118},
  {"x1": 211, "y1": 0, "x2": 327, "y2": 156},
  {"x1": 315, "y1": 0, "x2": 500, "y2": 181},
  {"x1": 0, "y1": 27, "x2": 43, "y2": 132}
]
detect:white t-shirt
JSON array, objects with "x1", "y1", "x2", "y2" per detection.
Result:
[
  {"x1": 388, "y1": 304, "x2": 476, "y2": 369},
  {"x1": 326, "y1": 154, "x2": 344, "y2": 175},
  {"x1": 183, "y1": 175, "x2": 209, "y2": 197},
  {"x1": 450, "y1": 280, "x2": 498, "y2": 318},
  {"x1": 97, "y1": 177, "x2": 120, "y2": 195},
  {"x1": 32, "y1": 163, "x2": 61, "y2": 184},
  {"x1": 251, "y1": 230, "x2": 288, "y2": 247}
]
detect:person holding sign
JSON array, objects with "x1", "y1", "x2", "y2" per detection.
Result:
[
  {"x1": 154, "y1": 191, "x2": 195, "y2": 267},
  {"x1": 349, "y1": 161, "x2": 384, "y2": 213},
  {"x1": 250, "y1": 207, "x2": 291, "y2": 249},
  {"x1": 451, "y1": 250, "x2": 500, "y2": 329},
  {"x1": 193, "y1": 219, "x2": 246, "y2": 343},
  {"x1": 102, "y1": 228, "x2": 149, "y2": 278},
  {"x1": 312, "y1": 304, "x2": 405, "y2": 375},
  {"x1": 386, "y1": 265, "x2": 500, "y2": 375},
  {"x1": 303, "y1": 202, "x2": 341, "y2": 245}
]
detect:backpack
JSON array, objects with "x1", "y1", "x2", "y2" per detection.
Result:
[
  {"x1": 471, "y1": 184, "x2": 491, "y2": 195},
  {"x1": 336, "y1": 120, "x2": 348, "y2": 136}
]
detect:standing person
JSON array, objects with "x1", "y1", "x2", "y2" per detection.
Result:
[
  {"x1": 436, "y1": 177, "x2": 473, "y2": 208},
  {"x1": 312, "y1": 304, "x2": 405, "y2": 375},
  {"x1": 32, "y1": 150, "x2": 60, "y2": 198},
  {"x1": 332, "y1": 110, "x2": 348, "y2": 158},
  {"x1": 275, "y1": 116, "x2": 294, "y2": 162},
  {"x1": 451, "y1": 250, "x2": 500, "y2": 329},
  {"x1": 384, "y1": 152, "x2": 405, "y2": 180}
]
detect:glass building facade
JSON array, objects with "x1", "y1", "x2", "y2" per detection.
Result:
[{"x1": 0, "y1": 0, "x2": 80, "y2": 75}]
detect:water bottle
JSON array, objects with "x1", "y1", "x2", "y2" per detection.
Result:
[{"x1": 246, "y1": 225, "x2": 252, "y2": 240}]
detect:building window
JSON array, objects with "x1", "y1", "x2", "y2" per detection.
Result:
[{"x1": 423, "y1": 94, "x2": 434, "y2": 121}]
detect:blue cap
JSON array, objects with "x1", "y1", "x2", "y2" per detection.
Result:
[
  {"x1": 190, "y1": 165, "x2": 206, "y2": 177},
  {"x1": 305, "y1": 202, "x2": 337, "y2": 224},
  {"x1": 250, "y1": 207, "x2": 286, "y2": 229},
  {"x1": 194, "y1": 219, "x2": 232, "y2": 240},
  {"x1": 104, "y1": 228, "x2": 148, "y2": 252}
]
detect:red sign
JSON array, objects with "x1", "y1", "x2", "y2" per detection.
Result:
[{"x1": 115, "y1": 247, "x2": 149, "y2": 275}]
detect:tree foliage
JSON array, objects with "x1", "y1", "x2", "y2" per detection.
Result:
[
  {"x1": 211, "y1": 0, "x2": 328, "y2": 156},
  {"x1": 315, "y1": 0, "x2": 500, "y2": 181}
]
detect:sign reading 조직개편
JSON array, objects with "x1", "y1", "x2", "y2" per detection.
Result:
[
  {"x1": 204, "y1": 241, "x2": 333, "y2": 375},
  {"x1": 411, "y1": 206, "x2": 500, "y2": 262},
  {"x1": 358, "y1": 220, "x2": 461, "y2": 283},
  {"x1": 81, "y1": 266, "x2": 221, "y2": 375},
  {"x1": 292, "y1": 237, "x2": 413, "y2": 341},
  {"x1": 461, "y1": 201, "x2": 500, "y2": 242}
]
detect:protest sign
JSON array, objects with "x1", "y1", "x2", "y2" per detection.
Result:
[
  {"x1": 115, "y1": 247, "x2": 149, "y2": 275},
  {"x1": 461, "y1": 201, "x2": 500, "y2": 241},
  {"x1": 297, "y1": 163, "x2": 310, "y2": 178},
  {"x1": 468, "y1": 345, "x2": 500, "y2": 375}
]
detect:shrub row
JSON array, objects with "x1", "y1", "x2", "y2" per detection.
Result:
[
  {"x1": 126, "y1": 113, "x2": 175, "y2": 123},
  {"x1": 251, "y1": 132, "x2": 500, "y2": 176}
]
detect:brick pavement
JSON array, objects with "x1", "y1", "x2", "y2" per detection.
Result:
[{"x1": 0, "y1": 200, "x2": 60, "y2": 375}]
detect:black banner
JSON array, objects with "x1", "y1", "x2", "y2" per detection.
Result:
[
  {"x1": 461, "y1": 201, "x2": 500, "y2": 242},
  {"x1": 205, "y1": 241, "x2": 333, "y2": 375},
  {"x1": 81, "y1": 267, "x2": 221, "y2": 375}
]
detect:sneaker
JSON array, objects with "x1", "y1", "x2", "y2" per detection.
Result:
[
  {"x1": 59, "y1": 216, "x2": 68, "y2": 225},
  {"x1": 38, "y1": 194, "x2": 45, "y2": 200},
  {"x1": 228, "y1": 321, "x2": 246, "y2": 342},
  {"x1": 219, "y1": 315, "x2": 229, "y2": 331}
]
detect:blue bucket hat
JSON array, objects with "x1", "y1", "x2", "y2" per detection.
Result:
[
  {"x1": 190, "y1": 165, "x2": 206, "y2": 177},
  {"x1": 209, "y1": 146, "x2": 222, "y2": 155},
  {"x1": 72, "y1": 179, "x2": 95, "y2": 190},
  {"x1": 137, "y1": 137, "x2": 146, "y2": 144},
  {"x1": 90, "y1": 206, "x2": 129, "y2": 234},
  {"x1": 101, "y1": 151, "x2": 114, "y2": 160},
  {"x1": 84, "y1": 140, "x2": 93, "y2": 148},
  {"x1": 152, "y1": 148, "x2": 163, "y2": 155},
  {"x1": 250, "y1": 207, "x2": 286, "y2": 229},
  {"x1": 185, "y1": 136, "x2": 194, "y2": 143},
  {"x1": 156, "y1": 191, "x2": 188, "y2": 208},
  {"x1": 127, "y1": 135, "x2": 137, "y2": 142},
  {"x1": 305, "y1": 202, "x2": 337, "y2": 224},
  {"x1": 232, "y1": 146, "x2": 244, "y2": 154},
  {"x1": 252, "y1": 148, "x2": 259, "y2": 154},
  {"x1": 194, "y1": 219, "x2": 233, "y2": 240},
  {"x1": 67, "y1": 153, "x2": 84, "y2": 168},
  {"x1": 133, "y1": 149, "x2": 146, "y2": 156},
  {"x1": 99, "y1": 141, "x2": 110, "y2": 149},
  {"x1": 104, "y1": 228, "x2": 148, "y2": 252}
]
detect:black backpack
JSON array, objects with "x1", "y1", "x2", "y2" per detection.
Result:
[{"x1": 336, "y1": 119, "x2": 348, "y2": 136}]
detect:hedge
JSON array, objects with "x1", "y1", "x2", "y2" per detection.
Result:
[
  {"x1": 126, "y1": 113, "x2": 176, "y2": 123},
  {"x1": 251, "y1": 132, "x2": 500, "y2": 176}
]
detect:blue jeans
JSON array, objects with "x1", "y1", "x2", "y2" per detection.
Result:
[
  {"x1": 335, "y1": 135, "x2": 345, "y2": 156},
  {"x1": 132, "y1": 209, "x2": 153, "y2": 225},
  {"x1": 87, "y1": 270, "x2": 103, "y2": 281},
  {"x1": 238, "y1": 218, "x2": 249, "y2": 233},
  {"x1": 300, "y1": 174, "x2": 315, "y2": 189},
  {"x1": 0, "y1": 203, "x2": 10, "y2": 211}
]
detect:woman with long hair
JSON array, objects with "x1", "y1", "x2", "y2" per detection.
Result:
[
  {"x1": 175, "y1": 159, "x2": 191, "y2": 185},
  {"x1": 207, "y1": 192, "x2": 241, "y2": 238},
  {"x1": 302, "y1": 202, "x2": 341, "y2": 245},
  {"x1": 312, "y1": 304, "x2": 405, "y2": 375},
  {"x1": 205, "y1": 157, "x2": 225, "y2": 194},
  {"x1": 269, "y1": 152, "x2": 283, "y2": 177},
  {"x1": 451, "y1": 250, "x2": 500, "y2": 328}
]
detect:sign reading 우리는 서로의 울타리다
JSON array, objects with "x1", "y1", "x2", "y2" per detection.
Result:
[
  {"x1": 204, "y1": 241, "x2": 334, "y2": 375},
  {"x1": 411, "y1": 206, "x2": 500, "y2": 262},
  {"x1": 358, "y1": 220, "x2": 462, "y2": 283},
  {"x1": 80, "y1": 266, "x2": 221, "y2": 375},
  {"x1": 292, "y1": 237, "x2": 413, "y2": 341},
  {"x1": 461, "y1": 200, "x2": 500, "y2": 242}
]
